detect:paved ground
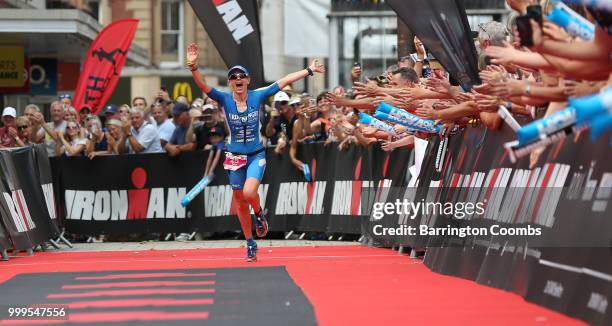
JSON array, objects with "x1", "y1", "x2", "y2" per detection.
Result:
[{"x1": 57, "y1": 240, "x2": 361, "y2": 252}]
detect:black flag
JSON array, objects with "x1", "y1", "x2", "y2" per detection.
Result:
[
  {"x1": 387, "y1": 0, "x2": 480, "y2": 91},
  {"x1": 188, "y1": 0, "x2": 265, "y2": 88}
]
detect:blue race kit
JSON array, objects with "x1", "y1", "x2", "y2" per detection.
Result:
[{"x1": 207, "y1": 82, "x2": 280, "y2": 189}]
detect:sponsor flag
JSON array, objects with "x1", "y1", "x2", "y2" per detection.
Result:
[
  {"x1": 73, "y1": 19, "x2": 139, "y2": 115},
  {"x1": 187, "y1": 0, "x2": 265, "y2": 87},
  {"x1": 387, "y1": 0, "x2": 480, "y2": 91}
]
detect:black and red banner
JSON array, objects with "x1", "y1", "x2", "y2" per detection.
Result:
[
  {"x1": 73, "y1": 19, "x2": 138, "y2": 115},
  {"x1": 187, "y1": 0, "x2": 265, "y2": 87}
]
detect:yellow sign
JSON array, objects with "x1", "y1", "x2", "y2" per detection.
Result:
[
  {"x1": 0, "y1": 47, "x2": 24, "y2": 87},
  {"x1": 173, "y1": 82, "x2": 193, "y2": 103}
]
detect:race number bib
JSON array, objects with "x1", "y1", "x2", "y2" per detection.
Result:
[{"x1": 223, "y1": 152, "x2": 247, "y2": 171}]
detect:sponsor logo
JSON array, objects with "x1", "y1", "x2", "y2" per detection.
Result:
[
  {"x1": 543, "y1": 280, "x2": 564, "y2": 298},
  {"x1": 204, "y1": 184, "x2": 268, "y2": 217},
  {"x1": 213, "y1": 0, "x2": 255, "y2": 44},
  {"x1": 276, "y1": 181, "x2": 326, "y2": 215},
  {"x1": 587, "y1": 292, "x2": 608, "y2": 314},
  {"x1": 65, "y1": 168, "x2": 186, "y2": 220},
  {"x1": 41, "y1": 183, "x2": 56, "y2": 220},
  {"x1": 2, "y1": 189, "x2": 36, "y2": 232}
]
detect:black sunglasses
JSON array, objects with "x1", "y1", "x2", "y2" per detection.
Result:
[
  {"x1": 229, "y1": 73, "x2": 248, "y2": 80},
  {"x1": 17, "y1": 125, "x2": 28, "y2": 130}
]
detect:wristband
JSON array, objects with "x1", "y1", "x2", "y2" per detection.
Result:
[{"x1": 306, "y1": 67, "x2": 313, "y2": 76}]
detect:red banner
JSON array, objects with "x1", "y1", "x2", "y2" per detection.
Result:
[{"x1": 73, "y1": 19, "x2": 138, "y2": 115}]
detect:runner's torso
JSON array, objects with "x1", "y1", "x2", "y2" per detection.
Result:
[{"x1": 207, "y1": 83, "x2": 280, "y2": 154}]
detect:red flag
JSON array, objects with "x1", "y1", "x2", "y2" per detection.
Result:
[{"x1": 73, "y1": 19, "x2": 139, "y2": 115}]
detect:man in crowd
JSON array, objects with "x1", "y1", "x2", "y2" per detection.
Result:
[
  {"x1": 165, "y1": 102, "x2": 196, "y2": 157},
  {"x1": 265, "y1": 91, "x2": 297, "y2": 152},
  {"x1": 187, "y1": 104, "x2": 226, "y2": 151},
  {"x1": 32, "y1": 101, "x2": 66, "y2": 157},
  {"x1": 104, "y1": 104, "x2": 121, "y2": 122},
  {"x1": 152, "y1": 103, "x2": 175, "y2": 148},
  {"x1": 118, "y1": 108, "x2": 163, "y2": 154}
]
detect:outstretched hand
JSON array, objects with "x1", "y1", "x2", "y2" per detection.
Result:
[
  {"x1": 309, "y1": 59, "x2": 325, "y2": 74},
  {"x1": 186, "y1": 43, "x2": 199, "y2": 69}
]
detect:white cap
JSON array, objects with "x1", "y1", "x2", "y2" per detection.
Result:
[
  {"x1": 289, "y1": 97, "x2": 301, "y2": 106},
  {"x1": 273, "y1": 92, "x2": 290, "y2": 103},
  {"x1": 2, "y1": 107, "x2": 16, "y2": 118}
]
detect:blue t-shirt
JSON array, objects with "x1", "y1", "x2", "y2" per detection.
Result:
[
  {"x1": 169, "y1": 125, "x2": 188, "y2": 145},
  {"x1": 207, "y1": 82, "x2": 280, "y2": 154}
]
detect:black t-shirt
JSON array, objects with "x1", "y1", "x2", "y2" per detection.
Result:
[
  {"x1": 193, "y1": 121, "x2": 226, "y2": 150},
  {"x1": 275, "y1": 114, "x2": 298, "y2": 142}
]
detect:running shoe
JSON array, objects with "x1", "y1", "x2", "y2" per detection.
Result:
[
  {"x1": 246, "y1": 243, "x2": 258, "y2": 262},
  {"x1": 254, "y1": 208, "x2": 268, "y2": 238}
]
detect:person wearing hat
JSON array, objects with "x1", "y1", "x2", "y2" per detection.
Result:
[
  {"x1": 0, "y1": 106, "x2": 18, "y2": 147},
  {"x1": 104, "y1": 104, "x2": 121, "y2": 121},
  {"x1": 265, "y1": 91, "x2": 296, "y2": 147},
  {"x1": 186, "y1": 42, "x2": 325, "y2": 261},
  {"x1": 187, "y1": 104, "x2": 226, "y2": 151},
  {"x1": 165, "y1": 102, "x2": 196, "y2": 157}
]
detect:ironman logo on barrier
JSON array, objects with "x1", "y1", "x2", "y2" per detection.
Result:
[
  {"x1": 65, "y1": 168, "x2": 187, "y2": 220},
  {"x1": 2, "y1": 189, "x2": 36, "y2": 232},
  {"x1": 213, "y1": 0, "x2": 255, "y2": 44}
]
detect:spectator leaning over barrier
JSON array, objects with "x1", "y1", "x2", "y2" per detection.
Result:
[
  {"x1": 187, "y1": 104, "x2": 226, "y2": 151},
  {"x1": 14, "y1": 116, "x2": 35, "y2": 147},
  {"x1": 165, "y1": 102, "x2": 196, "y2": 157},
  {"x1": 152, "y1": 104, "x2": 175, "y2": 148},
  {"x1": 32, "y1": 101, "x2": 67, "y2": 158},
  {"x1": 0, "y1": 107, "x2": 18, "y2": 148},
  {"x1": 119, "y1": 107, "x2": 163, "y2": 154},
  {"x1": 56, "y1": 120, "x2": 86, "y2": 157}
]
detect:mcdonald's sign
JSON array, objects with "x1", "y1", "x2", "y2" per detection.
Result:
[
  {"x1": 162, "y1": 77, "x2": 203, "y2": 103},
  {"x1": 173, "y1": 82, "x2": 192, "y2": 102}
]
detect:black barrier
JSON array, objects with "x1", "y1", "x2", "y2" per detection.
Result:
[
  {"x1": 0, "y1": 145, "x2": 57, "y2": 252},
  {"x1": 362, "y1": 123, "x2": 611, "y2": 324},
  {"x1": 52, "y1": 143, "x2": 411, "y2": 236}
]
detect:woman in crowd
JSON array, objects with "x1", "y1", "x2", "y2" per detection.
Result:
[{"x1": 56, "y1": 121, "x2": 86, "y2": 157}]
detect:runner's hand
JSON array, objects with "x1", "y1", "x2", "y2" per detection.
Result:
[{"x1": 186, "y1": 43, "x2": 199, "y2": 69}]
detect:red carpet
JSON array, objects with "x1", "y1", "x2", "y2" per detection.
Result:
[{"x1": 0, "y1": 245, "x2": 584, "y2": 325}]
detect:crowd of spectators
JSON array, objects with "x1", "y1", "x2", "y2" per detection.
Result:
[{"x1": 1, "y1": 0, "x2": 609, "y2": 179}]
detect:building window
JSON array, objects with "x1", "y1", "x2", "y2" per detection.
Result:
[{"x1": 161, "y1": 0, "x2": 184, "y2": 68}]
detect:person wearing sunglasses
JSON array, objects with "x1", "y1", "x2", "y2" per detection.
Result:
[
  {"x1": 13, "y1": 116, "x2": 35, "y2": 147},
  {"x1": 186, "y1": 42, "x2": 325, "y2": 262},
  {"x1": 56, "y1": 121, "x2": 86, "y2": 157}
]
